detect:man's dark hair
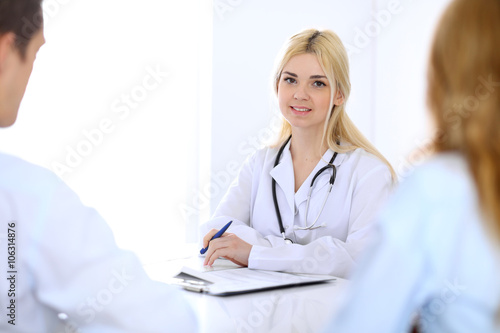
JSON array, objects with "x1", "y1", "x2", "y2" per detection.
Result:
[{"x1": 0, "y1": 0, "x2": 43, "y2": 58}]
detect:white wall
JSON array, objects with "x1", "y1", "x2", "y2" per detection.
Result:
[
  {"x1": 373, "y1": 0, "x2": 452, "y2": 178},
  {"x1": 209, "y1": 0, "x2": 451, "y2": 214},
  {"x1": 0, "y1": 0, "x2": 212, "y2": 264},
  {"x1": 0, "y1": 0, "x2": 454, "y2": 261}
]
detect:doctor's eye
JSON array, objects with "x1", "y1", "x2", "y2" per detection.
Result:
[
  {"x1": 312, "y1": 80, "x2": 327, "y2": 88},
  {"x1": 283, "y1": 77, "x2": 297, "y2": 84}
]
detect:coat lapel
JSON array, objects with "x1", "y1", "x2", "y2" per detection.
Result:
[{"x1": 270, "y1": 143, "x2": 296, "y2": 215}]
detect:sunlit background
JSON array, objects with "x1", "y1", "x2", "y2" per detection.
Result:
[{"x1": 0, "y1": 0, "x2": 451, "y2": 266}]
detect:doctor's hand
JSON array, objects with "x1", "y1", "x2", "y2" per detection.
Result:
[{"x1": 202, "y1": 231, "x2": 252, "y2": 267}]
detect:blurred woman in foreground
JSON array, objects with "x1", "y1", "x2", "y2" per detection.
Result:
[{"x1": 322, "y1": 0, "x2": 500, "y2": 331}]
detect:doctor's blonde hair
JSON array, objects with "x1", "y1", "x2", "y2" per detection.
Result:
[
  {"x1": 272, "y1": 28, "x2": 396, "y2": 180},
  {"x1": 428, "y1": 0, "x2": 500, "y2": 243}
]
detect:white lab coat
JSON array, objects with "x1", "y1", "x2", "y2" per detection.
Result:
[
  {"x1": 201, "y1": 141, "x2": 394, "y2": 278},
  {"x1": 322, "y1": 153, "x2": 500, "y2": 332},
  {"x1": 0, "y1": 152, "x2": 197, "y2": 332}
]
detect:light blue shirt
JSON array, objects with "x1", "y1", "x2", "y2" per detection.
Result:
[{"x1": 323, "y1": 153, "x2": 500, "y2": 332}]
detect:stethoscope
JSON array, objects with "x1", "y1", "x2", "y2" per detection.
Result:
[{"x1": 272, "y1": 135, "x2": 338, "y2": 244}]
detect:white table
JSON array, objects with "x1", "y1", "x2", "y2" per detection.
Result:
[{"x1": 145, "y1": 254, "x2": 349, "y2": 333}]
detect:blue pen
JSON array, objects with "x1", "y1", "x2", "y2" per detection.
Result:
[{"x1": 200, "y1": 220, "x2": 232, "y2": 255}]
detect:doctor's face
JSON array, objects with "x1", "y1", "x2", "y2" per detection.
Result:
[{"x1": 278, "y1": 53, "x2": 335, "y2": 134}]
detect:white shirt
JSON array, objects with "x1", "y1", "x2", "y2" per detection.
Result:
[
  {"x1": 201, "y1": 142, "x2": 394, "y2": 277},
  {"x1": 323, "y1": 153, "x2": 500, "y2": 332},
  {"x1": 0, "y1": 152, "x2": 197, "y2": 332}
]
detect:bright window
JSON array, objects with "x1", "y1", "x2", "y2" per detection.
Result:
[{"x1": 0, "y1": 0, "x2": 213, "y2": 264}]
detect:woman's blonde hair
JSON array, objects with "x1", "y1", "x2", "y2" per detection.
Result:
[
  {"x1": 428, "y1": 0, "x2": 500, "y2": 242},
  {"x1": 272, "y1": 28, "x2": 396, "y2": 180}
]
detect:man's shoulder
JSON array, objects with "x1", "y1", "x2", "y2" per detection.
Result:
[{"x1": 0, "y1": 152, "x2": 62, "y2": 191}]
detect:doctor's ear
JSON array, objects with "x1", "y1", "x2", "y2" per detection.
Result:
[{"x1": 333, "y1": 90, "x2": 345, "y2": 106}]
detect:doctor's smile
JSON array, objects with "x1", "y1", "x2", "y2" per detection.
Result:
[{"x1": 290, "y1": 106, "x2": 312, "y2": 114}]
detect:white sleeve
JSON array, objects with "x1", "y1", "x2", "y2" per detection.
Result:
[
  {"x1": 200, "y1": 153, "x2": 273, "y2": 248},
  {"x1": 27, "y1": 177, "x2": 198, "y2": 332},
  {"x1": 248, "y1": 164, "x2": 394, "y2": 278}
]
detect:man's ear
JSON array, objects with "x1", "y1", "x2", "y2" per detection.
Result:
[{"x1": 0, "y1": 32, "x2": 16, "y2": 73}]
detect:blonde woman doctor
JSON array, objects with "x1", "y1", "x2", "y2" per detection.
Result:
[{"x1": 201, "y1": 29, "x2": 396, "y2": 278}]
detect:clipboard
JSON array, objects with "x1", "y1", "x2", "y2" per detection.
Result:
[{"x1": 170, "y1": 258, "x2": 336, "y2": 296}]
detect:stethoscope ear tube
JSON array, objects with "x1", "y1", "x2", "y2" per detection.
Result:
[
  {"x1": 311, "y1": 163, "x2": 337, "y2": 187},
  {"x1": 273, "y1": 136, "x2": 292, "y2": 243},
  {"x1": 273, "y1": 178, "x2": 294, "y2": 244},
  {"x1": 331, "y1": 165, "x2": 337, "y2": 186}
]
